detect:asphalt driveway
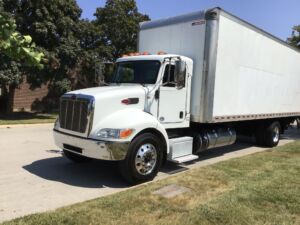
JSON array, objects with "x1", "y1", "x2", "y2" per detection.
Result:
[{"x1": 0, "y1": 124, "x2": 299, "y2": 222}]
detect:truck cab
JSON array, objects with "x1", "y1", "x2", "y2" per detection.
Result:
[{"x1": 54, "y1": 54, "x2": 196, "y2": 183}]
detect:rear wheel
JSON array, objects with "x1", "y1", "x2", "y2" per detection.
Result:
[
  {"x1": 119, "y1": 133, "x2": 163, "y2": 184},
  {"x1": 265, "y1": 121, "x2": 281, "y2": 147},
  {"x1": 63, "y1": 149, "x2": 92, "y2": 163},
  {"x1": 255, "y1": 121, "x2": 281, "y2": 147}
]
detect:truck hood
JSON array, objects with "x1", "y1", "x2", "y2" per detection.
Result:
[
  {"x1": 68, "y1": 85, "x2": 147, "y2": 131},
  {"x1": 68, "y1": 85, "x2": 146, "y2": 100}
]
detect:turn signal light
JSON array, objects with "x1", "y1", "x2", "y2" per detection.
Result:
[{"x1": 120, "y1": 129, "x2": 134, "y2": 139}]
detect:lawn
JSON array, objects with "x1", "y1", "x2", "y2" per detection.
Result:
[
  {"x1": 2, "y1": 141, "x2": 300, "y2": 225},
  {"x1": 0, "y1": 112, "x2": 57, "y2": 125}
]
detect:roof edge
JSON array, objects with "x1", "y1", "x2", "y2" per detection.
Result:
[{"x1": 139, "y1": 9, "x2": 207, "y2": 30}]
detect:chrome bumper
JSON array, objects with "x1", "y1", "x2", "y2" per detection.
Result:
[{"x1": 53, "y1": 129, "x2": 129, "y2": 161}]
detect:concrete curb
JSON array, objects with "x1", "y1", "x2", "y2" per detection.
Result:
[{"x1": 0, "y1": 123, "x2": 54, "y2": 129}]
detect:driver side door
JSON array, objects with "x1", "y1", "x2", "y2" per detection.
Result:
[{"x1": 158, "y1": 63, "x2": 187, "y2": 124}]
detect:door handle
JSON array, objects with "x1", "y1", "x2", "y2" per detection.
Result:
[
  {"x1": 155, "y1": 90, "x2": 160, "y2": 99},
  {"x1": 179, "y1": 111, "x2": 184, "y2": 119}
]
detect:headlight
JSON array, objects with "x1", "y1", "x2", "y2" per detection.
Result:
[{"x1": 97, "y1": 128, "x2": 134, "y2": 139}]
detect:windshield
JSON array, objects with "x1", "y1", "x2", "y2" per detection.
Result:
[{"x1": 111, "y1": 60, "x2": 161, "y2": 84}]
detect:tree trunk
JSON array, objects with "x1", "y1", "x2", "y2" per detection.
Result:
[
  {"x1": 0, "y1": 85, "x2": 8, "y2": 113},
  {"x1": 7, "y1": 85, "x2": 16, "y2": 113}
]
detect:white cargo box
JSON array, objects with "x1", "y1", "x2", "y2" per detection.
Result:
[{"x1": 139, "y1": 8, "x2": 300, "y2": 123}]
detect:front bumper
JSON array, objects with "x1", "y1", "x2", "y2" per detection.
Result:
[{"x1": 53, "y1": 129, "x2": 129, "y2": 161}]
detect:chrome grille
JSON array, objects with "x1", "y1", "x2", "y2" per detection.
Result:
[{"x1": 59, "y1": 96, "x2": 92, "y2": 133}]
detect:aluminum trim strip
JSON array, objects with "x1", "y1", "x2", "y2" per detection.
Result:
[{"x1": 213, "y1": 112, "x2": 300, "y2": 122}]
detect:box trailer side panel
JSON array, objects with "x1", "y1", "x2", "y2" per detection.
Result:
[
  {"x1": 139, "y1": 8, "x2": 300, "y2": 124},
  {"x1": 212, "y1": 13, "x2": 300, "y2": 122},
  {"x1": 139, "y1": 11, "x2": 207, "y2": 122}
]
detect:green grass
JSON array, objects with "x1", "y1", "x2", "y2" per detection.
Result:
[
  {"x1": 2, "y1": 141, "x2": 300, "y2": 225},
  {"x1": 0, "y1": 112, "x2": 57, "y2": 125}
]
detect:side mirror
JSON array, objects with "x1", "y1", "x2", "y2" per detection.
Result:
[
  {"x1": 175, "y1": 60, "x2": 186, "y2": 89},
  {"x1": 95, "y1": 62, "x2": 115, "y2": 86}
]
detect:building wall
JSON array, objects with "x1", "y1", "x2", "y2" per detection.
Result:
[{"x1": 11, "y1": 78, "x2": 49, "y2": 112}]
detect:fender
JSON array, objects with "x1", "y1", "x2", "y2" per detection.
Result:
[{"x1": 89, "y1": 108, "x2": 169, "y2": 152}]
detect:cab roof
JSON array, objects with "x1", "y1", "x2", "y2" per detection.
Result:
[{"x1": 117, "y1": 54, "x2": 192, "y2": 63}]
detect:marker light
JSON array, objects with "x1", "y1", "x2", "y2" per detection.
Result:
[
  {"x1": 123, "y1": 52, "x2": 150, "y2": 57},
  {"x1": 121, "y1": 98, "x2": 139, "y2": 105},
  {"x1": 157, "y1": 51, "x2": 167, "y2": 55}
]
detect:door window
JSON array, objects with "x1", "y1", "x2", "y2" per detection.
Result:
[
  {"x1": 162, "y1": 64, "x2": 186, "y2": 88},
  {"x1": 163, "y1": 65, "x2": 176, "y2": 87}
]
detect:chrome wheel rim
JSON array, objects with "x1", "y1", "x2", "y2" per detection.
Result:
[
  {"x1": 272, "y1": 126, "x2": 280, "y2": 143},
  {"x1": 135, "y1": 143, "x2": 157, "y2": 175}
]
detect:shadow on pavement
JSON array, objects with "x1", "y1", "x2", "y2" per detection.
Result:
[
  {"x1": 23, "y1": 128, "x2": 299, "y2": 188},
  {"x1": 163, "y1": 127, "x2": 300, "y2": 171},
  {"x1": 23, "y1": 156, "x2": 129, "y2": 189}
]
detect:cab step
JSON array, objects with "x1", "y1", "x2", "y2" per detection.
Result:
[
  {"x1": 170, "y1": 154, "x2": 199, "y2": 163},
  {"x1": 168, "y1": 136, "x2": 198, "y2": 163}
]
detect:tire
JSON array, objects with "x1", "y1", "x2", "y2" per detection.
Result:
[
  {"x1": 264, "y1": 121, "x2": 281, "y2": 147},
  {"x1": 119, "y1": 133, "x2": 163, "y2": 184},
  {"x1": 63, "y1": 149, "x2": 92, "y2": 163},
  {"x1": 255, "y1": 121, "x2": 281, "y2": 147}
]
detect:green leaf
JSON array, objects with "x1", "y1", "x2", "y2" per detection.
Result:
[{"x1": 23, "y1": 35, "x2": 32, "y2": 44}]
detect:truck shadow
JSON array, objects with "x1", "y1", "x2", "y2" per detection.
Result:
[
  {"x1": 23, "y1": 128, "x2": 299, "y2": 188},
  {"x1": 23, "y1": 157, "x2": 129, "y2": 189},
  {"x1": 161, "y1": 139, "x2": 255, "y2": 174},
  {"x1": 162, "y1": 127, "x2": 300, "y2": 173}
]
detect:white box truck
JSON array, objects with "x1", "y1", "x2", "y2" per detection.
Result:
[{"x1": 53, "y1": 7, "x2": 300, "y2": 183}]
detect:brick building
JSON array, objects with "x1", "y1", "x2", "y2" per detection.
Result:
[
  {"x1": 11, "y1": 79, "x2": 49, "y2": 112},
  {"x1": 0, "y1": 77, "x2": 51, "y2": 112}
]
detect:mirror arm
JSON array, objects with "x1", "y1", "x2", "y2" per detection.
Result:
[{"x1": 168, "y1": 57, "x2": 172, "y2": 83}]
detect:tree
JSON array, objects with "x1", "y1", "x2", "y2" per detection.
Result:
[
  {"x1": 67, "y1": 19, "x2": 112, "y2": 89},
  {"x1": 2, "y1": 0, "x2": 114, "y2": 93},
  {"x1": 0, "y1": 2, "x2": 44, "y2": 112},
  {"x1": 0, "y1": 0, "x2": 150, "y2": 112},
  {"x1": 2, "y1": 0, "x2": 83, "y2": 93},
  {"x1": 0, "y1": 7, "x2": 44, "y2": 88},
  {"x1": 0, "y1": 13, "x2": 44, "y2": 69},
  {"x1": 288, "y1": 25, "x2": 300, "y2": 49},
  {"x1": 94, "y1": 0, "x2": 150, "y2": 60}
]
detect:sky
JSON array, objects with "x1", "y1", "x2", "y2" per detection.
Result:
[{"x1": 76, "y1": 0, "x2": 300, "y2": 41}]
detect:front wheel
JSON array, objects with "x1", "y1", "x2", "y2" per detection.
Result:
[{"x1": 119, "y1": 133, "x2": 163, "y2": 184}]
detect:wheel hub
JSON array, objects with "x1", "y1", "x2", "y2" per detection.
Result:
[
  {"x1": 272, "y1": 126, "x2": 280, "y2": 143},
  {"x1": 135, "y1": 143, "x2": 157, "y2": 175}
]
